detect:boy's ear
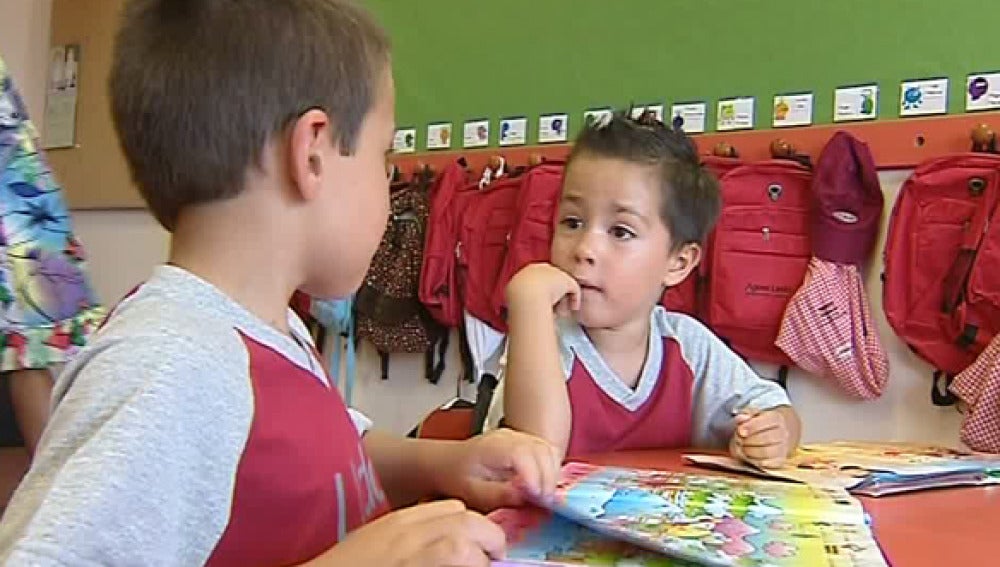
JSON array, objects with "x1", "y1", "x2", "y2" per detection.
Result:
[
  {"x1": 663, "y1": 242, "x2": 702, "y2": 287},
  {"x1": 287, "y1": 108, "x2": 334, "y2": 201}
]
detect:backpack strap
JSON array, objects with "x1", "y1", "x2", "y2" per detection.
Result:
[
  {"x1": 328, "y1": 314, "x2": 357, "y2": 405},
  {"x1": 941, "y1": 175, "x2": 999, "y2": 314},
  {"x1": 777, "y1": 365, "x2": 790, "y2": 391},
  {"x1": 424, "y1": 349, "x2": 436, "y2": 384},
  {"x1": 433, "y1": 330, "x2": 450, "y2": 382},
  {"x1": 931, "y1": 371, "x2": 959, "y2": 406},
  {"x1": 379, "y1": 351, "x2": 389, "y2": 381},
  {"x1": 456, "y1": 318, "x2": 477, "y2": 383},
  {"x1": 313, "y1": 297, "x2": 357, "y2": 405},
  {"x1": 423, "y1": 330, "x2": 450, "y2": 385},
  {"x1": 470, "y1": 373, "x2": 499, "y2": 436}
]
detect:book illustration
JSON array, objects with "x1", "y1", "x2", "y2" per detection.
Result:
[
  {"x1": 493, "y1": 462, "x2": 887, "y2": 567},
  {"x1": 792, "y1": 441, "x2": 1000, "y2": 474},
  {"x1": 685, "y1": 441, "x2": 1000, "y2": 496},
  {"x1": 492, "y1": 507, "x2": 690, "y2": 566}
]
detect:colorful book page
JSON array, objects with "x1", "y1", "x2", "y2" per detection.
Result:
[{"x1": 494, "y1": 462, "x2": 888, "y2": 567}]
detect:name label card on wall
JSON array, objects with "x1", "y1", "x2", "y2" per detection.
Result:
[
  {"x1": 717, "y1": 97, "x2": 755, "y2": 131},
  {"x1": 670, "y1": 102, "x2": 707, "y2": 134},
  {"x1": 834, "y1": 84, "x2": 878, "y2": 122},
  {"x1": 584, "y1": 108, "x2": 613, "y2": 128},
  {"x1": 899, "y1": 78, "x2": 949, "y2": 117},
  {"x1": 426, "y1": 123, "x2": 453, "y2": 150},
  {"x1": 499, "y1": 117, "x2": 528, "y2": 146},
  {"x1": 392, "y1": 128, "x2": 417, "y2": 153},
  {"x1": 463, "y1": 119, "x2": 490, "y2": 148},
  {"x1": 630, "y1": 104, "x2": 664, "y2": 122},
  {"x1": 538, "y1": 113, "x2": 569, "y2": 144},
  {"x1": 773, "y1": 93, "x2": 814, "y2": 128},
  {"x1": 966, "y1": 72, "x2": 1000, "y2": 112}
]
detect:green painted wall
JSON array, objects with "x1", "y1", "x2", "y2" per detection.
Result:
[{"x1": 363, "y1": 0, "x2": 1000, "y2": 149}]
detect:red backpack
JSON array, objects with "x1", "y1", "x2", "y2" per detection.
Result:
[
  {"x1": 705, "y1": 159, "x2": 813, "y2": 364},
  {"x1": 883, "y1": 153, "x2": 1000, "y2": 402},
  {"x1": 421, "y1": 161, "x2": 564, "y2": 335},
  {"x1": 456, "y1": 173, "x2": 525, "y2": 331},
  {"x1": 661, "y1": 155, "x2": 745, "y2": 317},
  {"x1": 419, "y1": 159, "x2": 473, "y2": 327},
  {"x1": 490, "y1": 162, "x2": 565, "y2": 326}
]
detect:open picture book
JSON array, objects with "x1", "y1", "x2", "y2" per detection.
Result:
[
  {"x1": 490, "y1": 462, "x2": 888, "y2": 566},
  {"x1": 684, "y1": 441, "x2": 1000, "y2": 497}
]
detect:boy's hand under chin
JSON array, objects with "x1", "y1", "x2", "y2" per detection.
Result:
[
  {"x1": 506, "y1": 263, "x2": 581, "y2": 316},
  {"x1": 729, "y1": 407, "x2": 796, "y2": 469}
]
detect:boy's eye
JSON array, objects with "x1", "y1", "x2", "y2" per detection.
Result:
[
  {"x1": 611, "y1": 225, "x2": 636, "y2": 240},
  {"x1": 561, "y1": 217, "x2": 583, "y2": 230}
]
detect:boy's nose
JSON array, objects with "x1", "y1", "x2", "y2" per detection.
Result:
[{"x1": 573, "y1": 232, "x2": 597, "y2": 266}]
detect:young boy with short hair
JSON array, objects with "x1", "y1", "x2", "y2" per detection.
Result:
[{"x1": 0, "y1": 1, "x2": 558, "y2": 565}]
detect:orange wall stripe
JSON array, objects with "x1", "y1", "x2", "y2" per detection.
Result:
[{"x1": 391, "y1": 112, "x2": 1000, "y2": 175}]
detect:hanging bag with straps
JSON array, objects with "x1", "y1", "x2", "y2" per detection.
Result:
[{"x1": 883, "y1": 153, "x2": 1000, "y2": 405}]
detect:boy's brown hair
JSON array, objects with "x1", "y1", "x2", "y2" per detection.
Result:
[
  {"x1": 109, "y1": 0, "x2": 390, "y2": 230},
  {"x1": 569, "y1": 111, "x2": 721, "y2": 253}
]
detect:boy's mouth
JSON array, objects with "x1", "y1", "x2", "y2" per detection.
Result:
[{"x1": 575, "y1": 279, "x2": 603, "y2": 294}]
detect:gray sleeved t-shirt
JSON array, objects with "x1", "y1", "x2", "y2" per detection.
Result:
[
  {"x1": 487, "y1": 306, "x2": 792, "y2": 448},
  {"x1": 0, "y1": 265, "x2": 371, "y2": 566}
]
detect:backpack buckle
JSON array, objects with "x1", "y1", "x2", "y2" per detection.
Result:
[
  {"x1": 968, "y1": 177, "x2": 987, "y2": 196},
  {"x1": 767, "y1": 184, "x2": 783, "y2": 201}
]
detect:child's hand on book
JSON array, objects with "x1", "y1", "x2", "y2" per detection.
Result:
[
  {"x1": 506, "y1": 263, "x2": 581, "y2": 317},
  {"x1": 321, "y1": 499, "x2": 504, "y2": 566},
  {"x1": 729, "y1": 407, "x2": 793, "y2": 469},
  {"x1": 438, "y1": 428, "x2": 562, "y2": 512}
]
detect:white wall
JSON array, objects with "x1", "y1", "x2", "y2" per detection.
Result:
[
  {"x1": 0, "y1": 0, "x2": 52, "y2": 121},
  {"x1": 0, "y1": 1, "x2": 965, "y2": 442}
]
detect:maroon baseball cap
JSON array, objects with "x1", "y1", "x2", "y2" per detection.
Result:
[{"x1": 811, "y1": 131, "x2": 884, "y2": 265}]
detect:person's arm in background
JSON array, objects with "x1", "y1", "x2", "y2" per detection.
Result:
[{"x1": 502, "y1": 263, "x2": 580, "y2": 460}]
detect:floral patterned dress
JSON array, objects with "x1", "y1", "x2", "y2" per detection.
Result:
[{"x1": 0, "y1": 57, "x2": 104, "y2": 371}]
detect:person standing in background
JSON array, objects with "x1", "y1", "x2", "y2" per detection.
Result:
[{"x1": 0, "y1": 55, "x2": 105, "y2": 456}]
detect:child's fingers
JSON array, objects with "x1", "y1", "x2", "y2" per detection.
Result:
[
  {"x1": 506, "y1": 442, "x2": 545, "y2": 500},
  {"x1": 419, "y1": 536, "x2": 492, "y2": 567},
  {"x1": 508, "y1": 437, "x2": 560, "y2": 502},
  {"x1": 391, "y1": 499, "x2": 468, "y2": 525},
  {"x1": 733, "y1": 408, "x2": 761, "y2": 426},
  {"x1": 565, "y1": 279, "x2": 582, "y2": 311},
  {"x1": 554, "y1": 298, "x2": 570, "y2": 318},
  {"x1": 455, "y1": 511, "x2": 508, "y2": 560},
  {"x1": 740, "y1": 442, "x2": 784, "y2": 461},
  {"x1": 567, "y1": 290, "x2": 581, "y2": 312},
  {"x1": 377, "y1": 503, "x2": 501, "y2": 562},
  {"x1": 419, "y1": 510, "x2": 507, "y2": 561},
  {"x1": 736, "y1": 411, "x2": 783, "y2": 438},
  {"x1": 555, "y1": 295, "x2": 577, "y2": 318},
  {"x1": 755, "y1": 457, "x2": 788, "y2": 470},
  {"x1": 539, "y1": 440, "x2": 562, "y2": 499},
  {"x1": 739, "y1": 427, "x2": 788, "y2": 448}
]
